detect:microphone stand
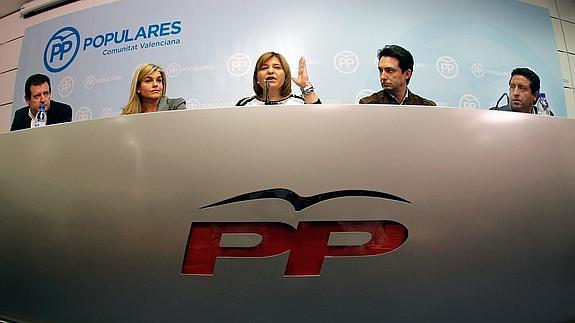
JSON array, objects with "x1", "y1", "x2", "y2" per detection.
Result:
[
  {"x1": 264, "y1": 79, "x2": 270, "y2": 105},
  {"x1": 494, "y1": 92, "x2": 509, "y2": 109}
]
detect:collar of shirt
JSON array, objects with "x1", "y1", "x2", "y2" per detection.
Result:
[
  {"x1": 28, "y1": 107, "x2": 48, "y2": 128},
  {"x1": 251, "y1": 94, "x2": 303, "y2": 106},
  {"x1": 28, "y1": 108, "x2": 37, "y2": 128},
  {"x1": 384, "y1": 89, "x2": 409, "y2": 105}
]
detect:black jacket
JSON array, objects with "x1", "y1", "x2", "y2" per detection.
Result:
[
  {"x1": 489, "y1": 104, "x2": 554, "y2": 116},
  {"x1": 10, "y1": 100, "x2": 72, "y2": 131}
]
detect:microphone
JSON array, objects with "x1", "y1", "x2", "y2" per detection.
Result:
[
  {"x1": 491, "y1": 92, "x2": 509, "y2": 110},
  {"x1": 264, "y1": 79, "x2": 270, "y2": 105}
]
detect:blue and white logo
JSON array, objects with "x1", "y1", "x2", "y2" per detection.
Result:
[
  {"x1": 167, "y1": 63, "x2": 182, "y2": 78},
  {"x1": 436, "y1": 56, "x2": 458, "y2": 79},
  {"x1": 100, "y1": 108, "x2": 114, "y2": 118},
  {"x1": 334, "y1": 50, "x2": 359, "y2": 74},
  {"x1": 58, "y1": 76, "x2": 75, "y2": 98},
  {"x1": 44, "y1": 26, "x2": 81, "y2": 73},
  {"x1": 471, "y1": 63, "x2": 485, "y2": 78},
  {"x1": 186, "y1": 98, "x2": 201, "y2": 109},
  {"x1": 84, "y1": 75, "x2": 96, "y2": 89},
  {"x1": 75, "y1": 107, "x2": 92, "y2": 121},
  {"x1": 227, "y1": 53, "x2": 251, "y2": 77},
  {"x1": 459, "y1": 94, "x2": 480, "y2": 109}
]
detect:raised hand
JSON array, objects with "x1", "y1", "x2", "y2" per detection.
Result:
[{"x1": 292, "y1": 56, "x2": 310, "y2": 88}]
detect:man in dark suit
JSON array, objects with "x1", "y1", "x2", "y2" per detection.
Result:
[
  {"x1": 359, "y1": 45, "x2": 435, "y2": 106},
  {"x1": 490, "y1": 68, "x2": 553, "y2": 115},
  {"x1": 10, "y1": 74, "x2": 72, "y2": 131}
]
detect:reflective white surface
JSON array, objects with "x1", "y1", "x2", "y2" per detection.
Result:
[{"x1": 1, "y1": 105, "x2": 574, "y2": 322}]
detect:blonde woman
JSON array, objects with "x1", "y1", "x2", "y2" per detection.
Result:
[{"x1": 122, "y1": 63, "x2": 186, "y2": 115}]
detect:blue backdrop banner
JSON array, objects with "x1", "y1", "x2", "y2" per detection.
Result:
[{"x1": 13, "y1": 0, "x2": 565, "y2": 119}]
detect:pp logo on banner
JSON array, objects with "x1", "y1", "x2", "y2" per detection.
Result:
[
  {"x1": 186, "y1": 98, "x2": 201, "y2": 109},
  {"x1": 100, "y1": 108, "x2": 114, "y2": 118},
  {"x1": 84, "y1": 75, "x2": 96, "y2": 90},
  {"x1": 459, "y1": 94, "x2": 481, "y2": 109},
  {"x1": 334, "y1": 50, "x2": 359, "y2": 74},
  {"x1": 471, "y1": 63, "x2": 485, "y2": 78},
  {"x1": 58, "y1": 76, "x2": 74, "y2": 98},
  {"x1": 227, "y1": 53, "x2": 251, "y2": 77},
  {"x1": 75, "y1": 107, "x2": 92, "y2": 121},
  {"x1": 167, "y1": 63, "x2": 182, "y2": 78},
  {"x1": 44, "y1": 26, "x2": 81, "y2": 73},
  {"x1": 436, "y1": 56, "x2": 458, "y2": 79}
]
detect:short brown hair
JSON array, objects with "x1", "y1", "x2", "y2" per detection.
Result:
[{"x1": 252, "y1": 52, "x2": 292, "y2": 98}]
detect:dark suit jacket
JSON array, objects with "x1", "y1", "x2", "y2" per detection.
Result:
[
  {"x1": 10, "y1": 100, "x2": 72, "y2": 131},
  {"x1": 359, "y1": 89, "x2": 436, "y2": 106},
  {"x1": 489, "y1": 104, "x2": 554, "y2": 116}
]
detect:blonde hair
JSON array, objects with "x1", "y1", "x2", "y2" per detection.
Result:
[
  {"x1": 252, "y1": 52, "x2": 292, "y2": 98},
  {"x1": 121, "y1": 63, "x2": 167, "y2": 115}
]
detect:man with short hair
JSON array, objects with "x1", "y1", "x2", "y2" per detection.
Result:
[
  {"x1": 10, "y1": 74, "x2": 72, "y2": 131},
  {"x1": 359, "y1": 45, "x2": 436, "y2": 106},
  {"x1": 490, "y1": 67, "x2": 551, "y2": 115}
]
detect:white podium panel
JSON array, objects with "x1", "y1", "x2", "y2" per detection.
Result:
[{"x1": 1, "y1": 105, "x2": 574, "y2": 322}]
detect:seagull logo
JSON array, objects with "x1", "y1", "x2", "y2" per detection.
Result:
[{"x1": 201, "y1": 188, "x2": 410, "y2": 212}]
